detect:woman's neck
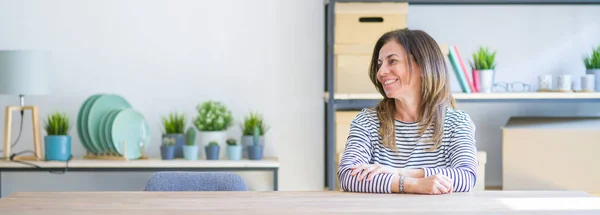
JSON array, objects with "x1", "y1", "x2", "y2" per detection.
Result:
[{"x1": 393, "y1": 95, "x2": 420, "y2": 123}]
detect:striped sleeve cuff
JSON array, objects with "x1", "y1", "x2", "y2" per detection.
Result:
[
  {"x1": 339, "y1": 170, "x2": 395, "y2": 193},
  {"x1": 421, "y1": 167, "x2": 475, "y2": 192}
]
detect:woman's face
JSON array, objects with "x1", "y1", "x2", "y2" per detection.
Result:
[{"x1": 376, "y1": 40, "x2": 421, "y2": 99}]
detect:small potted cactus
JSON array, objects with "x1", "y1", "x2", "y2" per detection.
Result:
[
  {"x1": 226, "y1": 138, "x2": 242, "y2": 160},
  {"x1": 205, "y1": 141, "x2": 220, "y2": 160},
  {"x1": 183, "y1": 127, "x2": 198, "y2": 160},
  {"x1": 44, "y1": 111, "x2": 72, "y2": 161},
  {"x1": 160, "y1": 136, "x2": 176, "y2": 160}
]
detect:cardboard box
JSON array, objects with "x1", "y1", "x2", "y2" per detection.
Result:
[
  {"x1": 502, "y1": 117, "x2": 600, "y2": 193},
  {"x1": 335, "y1": 2, "x2": 408, "y2": 45}
]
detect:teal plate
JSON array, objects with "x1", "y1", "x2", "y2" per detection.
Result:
[
  {"x1": 87, "y1": 94, "x2": 131, "y2": 154},
  {"x1": 98, "y1": 109, "x2": 120, "y2": 154},
  {"x1": 76, "y1": 95, "x2": 96, "y2": 153},
  {"x1": 79, "y1": 94, "x2": 102, "y2": 153},
  {"x1": 103, "y1": 109, "x2": 122, "y2": 154},
  {"x1": 111, "y1": 108, "x2": 150, "y2": 159}
]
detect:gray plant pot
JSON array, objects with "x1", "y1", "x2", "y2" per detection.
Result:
[
  {"x1": 163, "y1": 134, "x2": 185, "y2": 158},
  {"x1": 241, "y1": 136, "x2": 264, "y2": 159},
  {"x1": 587, "y1": 69, "x2": 600, "y2": 92},
  {"x1": 205, "y1": 145, "x2": 220, "y2": 160}
]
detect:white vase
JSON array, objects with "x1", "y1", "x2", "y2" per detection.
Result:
[
  {"x1": 581, "y1": 74, "x2": 595, "y2": 92},
  {"x1": 587, "y1": 69, "x2": 600, "y2": 92},
  {"x1": 197, "y1": 131, "x2": 227, "y2": 159},
  {"x1": 556, "y1": 74, "x2": 572, "y2": 92},
  {"x1": 538, "y1": 74, "x2": 553, "y2": 92},
  {"x1": 479, "y1": 69, "x2": 494, "y2": 93}
]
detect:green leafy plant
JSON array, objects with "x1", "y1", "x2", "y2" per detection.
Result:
[
  {"x1": 162, "y1": 136, "x2": 176, "y2": 146},
  {"x1": 208, "y1": 141, "x2": 219, "y2": 147},
  {"x1": 226, "y1": 138, "x2": 237, "y2": 146},
  {"x1": 471, "y1": 46, "x2": 497, "y2": 70},
  {"x1": 584, "y1": 45, "x2": 600, "y2": 69},
  {"x1": 44, "y1": 112, "x2": 70, "y2": 136},
  {"x1": 242, "y1": 112, "x2": 269, "y2": 136},
  {"x1": 193, "y1": 101, "x2": 233, "y2": 131},
  {"x1": 185, "y1": 127, "x2": 196, "y2": 146},
  {"x1": 162, "y1": 112, "x2": 186, "y2": 134}
]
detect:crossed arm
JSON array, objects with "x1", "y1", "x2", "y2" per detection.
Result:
[{"x1": 337, "y1": 118, "x2": 478, "y2": 194}]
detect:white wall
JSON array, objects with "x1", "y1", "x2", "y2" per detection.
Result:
[
  {"x1": 1, "y1": 1, "x2": 600, "y2": 196},
  {"x1": 0, "y1": 0, "x2": 325, "y2": 197}
]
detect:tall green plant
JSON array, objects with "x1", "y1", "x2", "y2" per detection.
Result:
[
  {"x1": 162, "y1": 112, "x2": 186, "y2": 134},
  {"x1": 584, "y1": 45, "x2": 600, "y2": 69},
  {"x1": 194, "y1": 101, "x2": 233, "y2": 131},
  {"x1": 242, "y1": 112, "x2": 269, "y2": 136},
  {"x1": 471, "y1": 46, "x2": 497, "y2": 70},
  {"x1": 44, "y1": 112, "x2": 70, "y2": 136}
]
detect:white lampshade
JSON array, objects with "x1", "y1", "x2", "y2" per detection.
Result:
[{"x1": 0, "y1": 50, "x2": 49, "y2": 95}]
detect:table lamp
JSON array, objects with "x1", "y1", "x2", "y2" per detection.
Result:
[{"x1": 0, "y1": 50, "x2": 49, "y2": 161}]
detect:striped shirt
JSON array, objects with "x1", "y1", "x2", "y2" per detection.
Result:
[{"x1": 337, "y1": 107, "x2": 478, "y2": 193}]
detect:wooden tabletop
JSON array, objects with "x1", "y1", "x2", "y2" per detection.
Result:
[
  {"x1": 0, "y1": 157, "x2": 279, "y2": 169},
  {"x1": 0, "y1": 191, "x2": 599, "y2": 214}
]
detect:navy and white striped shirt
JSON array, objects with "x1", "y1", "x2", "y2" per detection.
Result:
[{"x1": 337, "y1": 107, "x2": 478, "y2": 193}]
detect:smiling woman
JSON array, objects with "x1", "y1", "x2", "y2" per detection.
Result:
[{"x1": 337, "y1": 28, "x2": 478, "y2": 195}]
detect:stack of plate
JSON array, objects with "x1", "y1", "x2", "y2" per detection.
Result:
[{"x1": 77, "y1": 94, "x2": 151, "y2": 160}]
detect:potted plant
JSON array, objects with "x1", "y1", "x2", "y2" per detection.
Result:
[
  {"x1": 584, "y1": 45, "x2": 600, "y2": 91},
  {"x1": 471, "y1": 46, "x2": 496, "y2": 93},
  {"x1": 205, "y1": 141, "x2": 220, "y2": 160},
  {"x1": 193, "y1": 101, "x2": 233, "y2": 159},
  {"x1": 226, "y1": 138, "x2": 242, "y2": 160},
  {"x1": 241, "y1": 112, "x2": 268, "y2": 159},
  {"x1": 44, "y1": 111, "x2": 71, "y2": 161},
  {"x1": 248, "y1": 126, "x2": 263, "y2": 160},
  {"x1": 160, "y1": 136, "x2": 176, "y2": 160},
  {"x1": 161, "y1": 112, "x2": 186, "y2": 158},
  {"x1": 183, "y1": 127, "x2": 198, "y2": 160}
]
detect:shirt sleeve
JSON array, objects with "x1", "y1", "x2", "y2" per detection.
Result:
[
  {"x1": 421, "y1": 112, "x2": 478, "y2": 192},
  {"x1": 337, "y1": 116, "x2": 395, "y2": 193}
]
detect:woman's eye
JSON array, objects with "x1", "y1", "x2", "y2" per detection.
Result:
[{"x1": 389, "y1": 59, "x2": 398, "y2": 64}]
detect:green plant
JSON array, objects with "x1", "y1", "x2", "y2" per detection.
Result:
[
  {"x1": 584, "y1": 45, "x2": 600, "y2": 69},
  {"x1": 193, "y1": 101, "x2": 233, "y2": 131},
  {"x1": 471, "y1": 46, "x2": 497, "y2": 70},
  {"x1": 226, "y1": 138, "x2": 237, "y2": 146},
  {"x1": 208, "y1": 141, "x2": 219, "y2": 147},
  {"x1": 44, "y1": 112, "x2": 70, "y2": 136},
  {"x1": 162, "y1": 112, "x2": 186, "y2": 134},
  {"x1": 185, "y1": 127, "x2": 196, "y2": 146},
  {"x1": 162, "y1": 136, "x2": 176, "y2": 146},
  {"x1": 242, "y1": 112, "x2": 269, "y2": 136}
]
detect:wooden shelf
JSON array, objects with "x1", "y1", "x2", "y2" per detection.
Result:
[{"x1": 325, "y1": 92, "x2": 600, "y2": 101}]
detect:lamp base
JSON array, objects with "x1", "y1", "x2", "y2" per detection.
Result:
[{"x1": 3, "y1": 106, "x2": 43, "y2": 161}]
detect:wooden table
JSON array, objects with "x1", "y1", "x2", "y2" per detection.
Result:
[
  {"x1": 0, "y1": 191, "x2": 599, "y2": 214},
  {"x1": 0, "y1": 158, "x2": 280, "y2": 197}
]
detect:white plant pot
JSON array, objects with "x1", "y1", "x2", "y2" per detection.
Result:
[
  {"x1": 587, "y1": 69, "x2": 600, "y2": 92},
  {"x1": 197, "y1": 131, "x2": 227, "y2": 159},
  {"x1": 556, "y1": 74, "x2": 572, "y2": 92},
  {"x1": 581, "y1": 74, "x2": 595, "y2": 92},
  {"x1": 538, "y1": 74, "x2": 553, "y2": 92},
  {"x1": 479, "y1": 69, "x2": 494, "y2": 93}
]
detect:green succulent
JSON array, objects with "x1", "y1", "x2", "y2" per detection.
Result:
[
  {"x1": 242, "y1": 112, "x2": 269, "y2": 136},
  {"x1": 471, "y1": 46, "x2": 497, "y2": 70},
  {"x1": 208, "y1": 141, "x2": 219, "y2": 147},
  {"x1": 226, "y1": 138, "x2": 237, "y2": 146},
  {"x1": 44, "y1": 112, "x2": 70, "y2": 136},
  {"x1": 185, "y1": 127, "x2": 196, "y2": 146},
  {"x1": 193, "y1": 101, "x2": 233, "y2": 131},
  {"x1": 162, "y1": 112, "x2": 186, "y2": 134},
  {"x1": 584, "y1": 45, "x2": 600, "y2": 69}
]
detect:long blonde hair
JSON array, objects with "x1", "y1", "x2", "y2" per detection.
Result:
[{"x1": 368, "y1": 28, "x2": 456, "y2": 151}]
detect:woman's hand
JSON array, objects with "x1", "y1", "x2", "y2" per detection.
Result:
[
  {"x1": 350, "y1": 163, "x2": 398, "y2": 181},
  {"x1": 405, "y1": 174, "x2": 453, "y2": 195}
]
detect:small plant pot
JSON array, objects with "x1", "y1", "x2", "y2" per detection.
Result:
[
  {"x1": 160, "y1": 145, "x2": 176, "y2": 160},
  {"x1": 247, "y1": 145, "x2": 263, "y2": 160},
  {"x1": 478, "y1": 69, "x2": 495, "y2": 93},
  {"x1": 183, "y1": 145, "x2": 199, "y2": 160},
  {"x1": 227, "y1": 145, "x2": 243, "y2": 160},
  {"x1": 163, "y1": 134, "x2": 185, "y2": 158},
  {"x1": 44, "y1": 135, "x2": 71, "y2": 161},
  {"x1": 205, "y1": 145, "x2": 220, "y2": 160},
  {"x1": 241, "y1": 135, "x2": 264, "y2": 158},
  {"x1": 587, "y1": 69, "x2": 600, "y2": 92}
]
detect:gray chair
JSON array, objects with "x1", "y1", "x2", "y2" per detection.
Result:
[{"x1": 144, "y1": 172, "x2": 248, "y2": 191}]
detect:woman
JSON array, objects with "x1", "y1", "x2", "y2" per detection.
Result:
[{"x1": 337, "y1": 28, "x2": 478, "y2": 195}]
